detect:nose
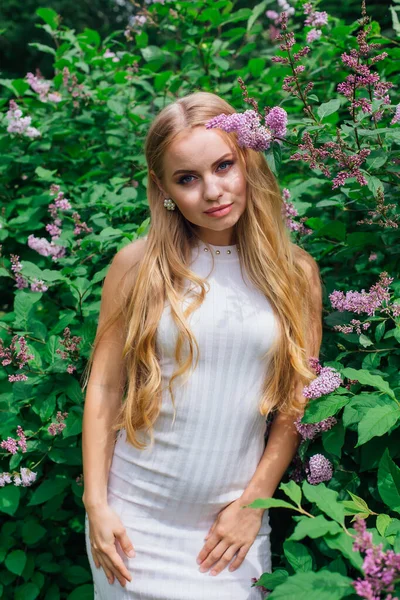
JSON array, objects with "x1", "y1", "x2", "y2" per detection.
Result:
[{"x1": 203, "y1": 175, "x2": 223, "y2": 201}]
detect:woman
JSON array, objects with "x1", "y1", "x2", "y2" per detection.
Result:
[{"x1": 81, "y1": 91, "x2": 323, "y2": 599}]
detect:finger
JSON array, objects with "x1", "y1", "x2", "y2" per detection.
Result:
[
  {"x1": 91, "y1": 548, "x2": 101, "y2": 570},
  {"x1": 209, "y1": 544, "x2": 240, "y2": 576},
  {"x1": 198, "y1": 540, "x2": 229, "y2": 572},
  {"x1": 97, "y1": 555, "x2": 114, "y2": 584},
  {"x1": 228, "y1": 545, "x2": 250, "y2": 572},
  {"x1": 104, "y1": 549, "x2": 133, "y2": 586},
  {"x1": 116, "y1": 530, "x2": 136, "y2": 558},
  {"x1": 197, "y1": 530, "x2": 223, "y2": 564}
]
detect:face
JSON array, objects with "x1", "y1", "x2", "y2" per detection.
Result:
[{"x1": 153, "y1": 127, "x2": 247, "y2": 246}]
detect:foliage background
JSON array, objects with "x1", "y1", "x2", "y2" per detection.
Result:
[{"x1": 0, "y1": 0, "x2": 399, "y2": 598}]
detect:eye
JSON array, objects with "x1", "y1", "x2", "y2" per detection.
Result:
[{"x1": 177, "y1": 160, "x2": 234, "y2": 185}]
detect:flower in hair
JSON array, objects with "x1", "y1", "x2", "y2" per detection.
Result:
[{"x1": 205, "y1": 107, "x2": 288, "y2": 151}]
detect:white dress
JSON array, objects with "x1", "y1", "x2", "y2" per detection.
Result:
[{"x1": 85, "y1": 240, "x2": 279, "y2": 599}]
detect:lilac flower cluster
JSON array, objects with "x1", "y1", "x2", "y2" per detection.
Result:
[
  {"x1": 0, "y1": 337, "x2": 34, "y2": 383},
  {"x1": 302, "y1": 366, "x2": 343, "y2": 400},
  {"x1": 10, "y1": 253, "x2": 48, "y2": 292},
  {"x1": 266, "y1": 0, "x2": 295, "y2": 26},
  {"x1": 0, "y1": 425, "x2": 27, "y2": 454},
  {"x1": 62, "y1": 67, "x2": 92, "y2": 109},
  {"x1": 268, "y1": 8, "x2": 398, "y2": 192},
  {"x1": 0, "y1": 468, "x2": 37, "y2": 487},
  {"x1": 294, "y1": 415, "x2": 337, "y2": 440},
  {"x1": 330, "y1": 272, "x2": 400, "y2": 319},
  {"x1": 103, "y1": 49, "x2": 120, "y2": 62},
  {"x1": 305, "y1": 453, "x2": 333, "y2": 484},
  {"x1": 303, "y1": 2, "x2": 329, "y2": 43},
  {"x1": 357, "y1": 187, "x2": 399, "y2": 230},
  {"x1": 26, "y1": 71, "x2": 62, "y2": 103},
  {"x1": 352, "y1": 516, "x2": 400, "y2": 600},
  {"x1": 281, "y1": 188, "x2": 313, "y2": 235},
  {"x1": 334, "y1": 319, "x2": 372, "y2": 336},
  {"x1": 27, "y1": 183, "x2": 92, "y2": 263},
  {"x1": 5, "y1": 100, "x2": 41, "y2": 139},
  {"x1": 48, "y1": 411, "x2": 69, "y2": 436},
  {"x1": 205, "y1": 107, "x2": 287, "y2": 152},
  {"x1": 336, "y1": 34, "x2": 392, "y2": 124},
  {"x1": 55, "y1": 327, "x2": 82, "y2": 374},
  {"x1": 391, "y1": 104, "x2": 400, "y2": 125}
]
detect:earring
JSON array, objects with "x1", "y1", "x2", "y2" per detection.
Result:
[{"x1": 164, "y1": 197, "x2": 176, "y2": 211}]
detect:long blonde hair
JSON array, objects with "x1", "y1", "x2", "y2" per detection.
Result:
[{"x1": 81, "y1": 91, "x2": 320, "y2": 450}]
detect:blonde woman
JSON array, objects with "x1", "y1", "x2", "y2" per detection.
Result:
[{"x1": 81, "y1": 91, "x2": 323, "y2": 599}]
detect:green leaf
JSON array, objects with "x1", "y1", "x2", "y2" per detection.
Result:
[
  {"x1": 5, "y1": 549, "x2": 27, "y2": 575},
  {"x1": 35, "y1": 166, "x2": 58, "y2": 181},
  {"x1": 289, "y1": 515, "x2": 342, "y2": 541},
  {"x1": 67, "y1": 584, "x2": 94, "y2": 600},
  {"x1": 257, "y1": 568, "x2": 289, "y2": 590},
  {"x1": 21, "y1": 521, "x2": 47, "y2": 545},
  {"x1": 317, "y1": 99, "x2": 341, "y2": 120},
  {"x1": 375, "y1": 321, "x2": 386, "y2": 343},
  {"x1": 315, "y1": 220, "x2": 346, "y2": 241},
  {"x1": 247, "y1": 0, "x2": 270, "y2": 32},
  {"x1": 27, "y1": 43, "x2": 56, "y2": 56},
  {"x1": 341, "y1": 367, "x2": 396, "y2": 400},
  {"x1": 283, "y1": 540, "x2": 313, "y2": 572},
  {"x1": 301, "y1": 395, "x2": 349, "y2": 423},
  {"x1": 280, "y1": 480, "x2": 302, "y2": 506},
  {"x1": 63, "y1": 565, "x2": 91, "y2": 584},
  {"x1": 36, "y1": 7, "x2": 59, "y2": 30},
  {"x1": 376, "y1": 514, "x2": 391, "y2": 537},
  {"x1": 63, "y1": 406, "x2": 83, "y2": 438},
  {"x1": 324, "y1": 531, "x2": 363, "y2": 570},
  {"x1": 322, "y1": 419, "x2": 345, "y2": 458},
  {"x1": 378, "y1": 448, "x2": 400, "y2": 513},
  {"x1": 107, "y1": 99, "x2": 125, "y2": 116},
  {"x1": 243, "y1": 497, "x2": 297, "y2": 511},
  {"x1": 345, "y1": 491, "x2": 372, "y2": 515},
  {"x1": 0, "y1": 485, "x2": 21, "y2": 516},
  {"x1": 268, "y1": 570, "x2": 354, "y2": 600},
  {"x1": 265, "y1": 141, "x2": 282, "y2": 176},
  {"x1": 27, "y1": 477, "x2": 70, "y2": 506},
  {"x1": 302, "y1": 481, "x2": 346, "y2": 525},
  {"x1": 356, "y1": 404, "x2": 400, "y2": 447},
  {"x1": 14, "y1": 582, "x2": 40, "y2": 600}
]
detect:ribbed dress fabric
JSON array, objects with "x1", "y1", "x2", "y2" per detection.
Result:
[{"x1": 85, "y1": 240, "x2": 279, "y2": 599}]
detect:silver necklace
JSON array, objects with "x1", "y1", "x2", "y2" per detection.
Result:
[{"x1": 202, "y1": 245, "x2": 240, "y2": 255}]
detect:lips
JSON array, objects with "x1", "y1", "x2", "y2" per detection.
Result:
[{"x1": 204, "y1": 203, "x2": 233, "y2": 214}]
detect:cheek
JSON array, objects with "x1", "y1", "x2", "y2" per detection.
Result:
[{"x1": 228, "y1": 170, "x2": 247, "y2": 197}]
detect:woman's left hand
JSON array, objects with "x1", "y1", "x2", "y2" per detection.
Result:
[{"x1": 196, "y1": 498, "x2": 264, "y2": 576}]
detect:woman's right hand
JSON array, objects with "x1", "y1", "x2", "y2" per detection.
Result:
[{"x1": 86, "y1": 504, "x2": 136, "y2": 587}]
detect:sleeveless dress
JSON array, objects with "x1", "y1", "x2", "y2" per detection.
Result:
[{"x1": 84, "y1": 240, "x2": 280, "y2": 599}]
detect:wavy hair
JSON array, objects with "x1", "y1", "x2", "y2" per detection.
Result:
[{"x1": 81, "y1": 91, "x2": 320, "y2": 450}]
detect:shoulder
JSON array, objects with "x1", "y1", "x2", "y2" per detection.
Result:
[
  {"x1": 290, "y1": 243, "x2": 320, "y2": 278},
  {"x1": 104, "y1": 237, "x2": 148, "y2": 293},
  {"x1": 112, "y1": 236, "x2": 148, "y2": 270}
]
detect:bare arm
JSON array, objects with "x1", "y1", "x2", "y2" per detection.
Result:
[{"x1": 82, "y1": 239, "x2": 146, "y2": 510}]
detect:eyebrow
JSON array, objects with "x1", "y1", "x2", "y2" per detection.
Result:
[{"x1": 172, "y1": 153, "x2": 234, "y2": 177}]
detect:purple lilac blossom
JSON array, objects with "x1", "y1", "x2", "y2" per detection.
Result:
[
  {"x1": 329, "y1": 273, "x2": 393, "y2": 317},
  {"x1": 6, "y1": 100, "x2": 41, "y2": 139},
  {"x1": 391, "y1": 103, "x2": 400, "y2": 125},
  {"x1": 294, "y1": 415, "x2": 337, "y2": 440},
  {"x1": 305, "y1": 454, "x2": 333, "y2": 484},
  {"x1": 302, "y1": 366, "x2": 343, "y2": 400},
  {"x1": 205, "y1": 108, "x2": 288, "y2": 151},
  {"x1": 352, "y1": 516, "x2": 400, "y2": 599}
]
